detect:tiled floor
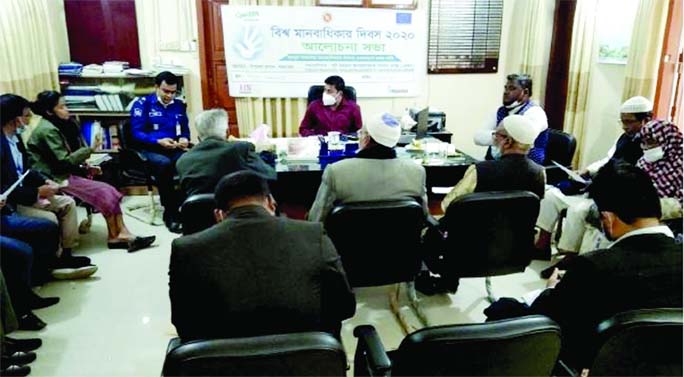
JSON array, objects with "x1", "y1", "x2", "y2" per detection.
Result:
[{"x1": 13, "y1": 197, "x2": 551, "y2": 376}]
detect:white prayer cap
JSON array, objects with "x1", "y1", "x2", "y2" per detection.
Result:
[
  {"x1": 366, "y1": 112, "x2": 401, "y2": 147},
  {"x1": 501, "y1": 115, "x2": 539, "y2": 145},
  {"x1": 620, "y1": 96, "x2": 653, "y2": 113}
]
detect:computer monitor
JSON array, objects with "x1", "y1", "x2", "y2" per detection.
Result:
[{"x1": 415, "y1": 107, "x2": 429, "y2": 140}]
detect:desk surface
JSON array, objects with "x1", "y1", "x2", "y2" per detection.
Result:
[{"x1": 275, "y1": 147, "x2": 477, "y2": 173}]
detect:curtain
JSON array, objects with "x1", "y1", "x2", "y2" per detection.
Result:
[
  {"x1": 622, "y1": 0, "x2": 669, "y2": 101},
  {"x1": 509, "y1": 0, "x2": 556, "y2": 107},
  {"x1": 0, "y1": 0, "x2": 60, "y2": 98},
  {"x1": 231, "y1": 0, "x2": 315, "y2": 137},
  {"x1": 563, "y1": 0, "x2": 599, "y2": 167}
]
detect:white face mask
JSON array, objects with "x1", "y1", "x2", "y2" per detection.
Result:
[
  {"x1": 643, "y1": 146, "x2": 665, "y2": 163},
  {"x1": 322, "y1": 92, "x2": 337, "y2": 106},
  {"x1": 15, "y1": 120, "x2": 27, "y2": 136},
  {"x1": 505, "y1": 100, "x2": 521, "y2": 110},
  {"x1": 490, "y1": 144, "x2": 502, "y2": 160}
]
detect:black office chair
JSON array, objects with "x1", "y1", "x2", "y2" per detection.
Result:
[
  {"x1": 429, "y1": 191, "x2": 539, "y2": 302},
  {"x1": 307, "y1": 85, "x2": 357, "y2": 105},
  {"x1": 325, "y1": 199, "x2": 427, "y2": 332},
  {"x1": 353, "y1": 315, "x2": 562, "y2": 376},
  {"x1": 162, "y1": 332, "x2": 347, "y2": 376},
  {"x1": 586, "y1": 308, "x2": 683, "y2": 376},
  {"x1": 118, "y1": 120, "x2": 163, "y2": 225},
  {"x1": 543, "y1": 129, "x2": 577, "y2": 185},
  {"x1": 180, "y1": 194, "x2": 216, "y2": 235}
]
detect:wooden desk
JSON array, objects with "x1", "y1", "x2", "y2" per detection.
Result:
[{"x1": 272, "y1": 147, "x2": 477, "y2": 218}]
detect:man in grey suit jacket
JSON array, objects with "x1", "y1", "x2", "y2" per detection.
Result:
[
  {"x1": 308, "y1": 112, "x2": 428, "y2": 222},
  {"x1": 176, "y1": 109, "x2": 276, "y2": 197},
  {"x1": 169, "y1": 171, "x2": 356, "y2": 341}
]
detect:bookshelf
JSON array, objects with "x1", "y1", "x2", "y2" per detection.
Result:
[{"x1": 58, "y1": 72, "x2": 186, "y2": 152}]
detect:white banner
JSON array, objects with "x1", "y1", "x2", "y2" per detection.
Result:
[{"x1": 221, "y1": 5, "x2": 426, "y2": 98}]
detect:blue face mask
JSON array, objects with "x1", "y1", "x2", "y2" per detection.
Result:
[
  {"x1": 15, "y1": 123, "x2": 26, "y2": 136},
  {"x1": 490, "y1": 144, "x2": 502, "y2": 160}
]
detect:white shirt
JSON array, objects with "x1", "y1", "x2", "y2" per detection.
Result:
[
  {"x1": 473, "y1": 104, "x2": 549, "y2": 146},
  {"x1": 609, "y1": 225, "x2": 674, "y2": 248}
]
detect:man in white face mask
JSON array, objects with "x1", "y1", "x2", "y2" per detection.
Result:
[
  {"x1": 473, "y1": 74, "x2": 549, "y2": 165},
  {"x1": 299, "y1": 75, "x2": 363, "y2": 136}
]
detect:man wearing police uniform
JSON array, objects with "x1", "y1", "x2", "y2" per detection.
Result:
[{"x1": 129, "y1": 71, "x2": 189, "y2": 233}]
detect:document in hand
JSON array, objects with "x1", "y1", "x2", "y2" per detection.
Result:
[
  {"x1": 0, "y1": 170, "x2": 31, "y2": 200},
  {"x1": 552, "y1": 161, "x2": 589, "y2": 185}
]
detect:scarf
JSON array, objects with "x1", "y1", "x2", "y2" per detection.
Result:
[{"x1": 636, "y1": 120, "x2": 683, "y2": 203}]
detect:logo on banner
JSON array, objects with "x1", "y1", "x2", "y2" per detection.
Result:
[
  {"x1": 233, "y1": 25, "x2": 264, "y2": 60},
  {"x1": 322, "y1": 12, "x2": 332, "y2": 22}
]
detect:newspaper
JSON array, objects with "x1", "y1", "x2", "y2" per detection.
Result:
[{"x1": 551, "y1": 160, "x2": 589, "y2": 185}]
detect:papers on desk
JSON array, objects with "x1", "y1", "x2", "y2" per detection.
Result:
[
  {"x1": 552, "y1": 161, "x2": 589, "y2": 184},
  {"x1": 0, "y1": 170, "x2": 31, "y2": 201},
  {"x1": 87, "y1": 154, "x2": 113, "y2": 166}
]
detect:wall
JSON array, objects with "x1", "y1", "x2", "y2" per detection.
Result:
[
  {"x1": 352, "y1": 0, "x2": 519, "y2": 159},
  {"x1": 577, "y1": 0, "x2": 639, "y2": 168},
  {"x1": 579, "y1": 63, "x2": 627, "y2": 168}
]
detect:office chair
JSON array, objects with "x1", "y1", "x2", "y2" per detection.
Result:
[
  {"x1": 162, "y1": 332, "x2": 347, "y2": 376},
  {"x1": 543, "y1": 129, "x2": 577, "y2": 185},
  {"x1": 117, "y1": 120, "x2": 164, "y2": 225},
  {"x1": 426, "y1": 191, "x2": 539, "y2": 302},
  {"x1": 307, "y1": 85, "x2": 357, "y2": 105},
  {"x1": 586, "y1": 308, "x2": 683, "y2": 376},
  {"x1": 180, "y1": 194, "x2": 216, "y2": 235},
  {"x1": 353, "y1": 315, "x2": 562, "y2": 376},
  {"x1": 325, "y1": 199, "x2": 427, "y2": 333}
]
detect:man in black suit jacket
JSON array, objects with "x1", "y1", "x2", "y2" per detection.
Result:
[
  {"x1": 169, "y1": 171, "x2": 355, "y2": 341},
  {"x1": 176, "y1": 109, "x2": 276, "y2": 198},
  {"x1": 493, "y1": 161, "x2": 682, "y2": 369}
]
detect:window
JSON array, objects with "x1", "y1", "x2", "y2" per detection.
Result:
[{"x1": 428, "y1": 0, "x2": 503, "y2": 74}]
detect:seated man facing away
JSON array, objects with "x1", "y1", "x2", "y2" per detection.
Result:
[
  {"x1": 169, "y1": 171, "x2": 355, "y2": 341},
  {"x1": 486, "y1": 161, "x2": 683, "y2": 370},
  {"x1": 299, "y1": 75, "x2": 363, "y2": 136},
  {"x1": 307, "y1": 113, "x2": 428, "y2": 223},
  {"x1": 176, "y1": 109, "x2": 276, "y2": 198},
  {"x1": 419, "y1": 115, "x2": 545, "y2": 294},
  {"x1": 473, "y1": 73, "x2": 549, "y2": 164}
]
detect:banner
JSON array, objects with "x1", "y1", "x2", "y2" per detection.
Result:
[{"x1": 221, "y1": 5, "x2": 426, "y2": 98}]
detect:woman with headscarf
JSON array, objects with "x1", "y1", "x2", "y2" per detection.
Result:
[
  {"x1": 27, "y1": 91, "x2": 155, "y2": 252},
  {"x1": 636, "y1": 120, "x2": 683, "y2": 219}
]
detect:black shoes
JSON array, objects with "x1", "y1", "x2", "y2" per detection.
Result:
[
  {"x1": 166, "y1": 221, "x2": 183, "y2": 234},
  {"x1": 530, "y1": 246, "x2": 552, "y2": 261},
  {"x1": 415, "y1": 271, "x2": 460, "y2": 296},
  {"x1": 1, "y1": 351, "x2": 36, "y2": 366},
  {"x1": 127, "y1": 236, "x2": 156, "y2": 253},
  {"x1": 18, "y1": 312, "x2": 47, "y2": 331},
  {"x1": 27, "y1": 292, "x2": 60, "y2": 310},
  {"x1": 108, "y1": 236, "x2": 156, "y2": 252},
  {"x1": 1, "y1": 364, "x2": 31, "y2": 376},
  {"x1": 3, "y1": 337, "x2": 42, "y2": 353}
]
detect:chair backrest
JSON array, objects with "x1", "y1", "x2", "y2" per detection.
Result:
[
  {"x1": 391, "y1": 315, "x2": 561, "y2": 376},
  {"x1": 324, "y1": 199, "x2": 424, "y2": 287},
  {"x1": 442, "y1": 191, "x2": 539, "y2": 277},
  {"x1": 307, "y1": 85, "x2": 357, "y2": 105},
  {"x1": 118, "y1": 120, "x2": 134, "y2": 150},
  {"x1": 544, "y1": 129, "x2": 577, "y2": 166},
  {"x1": 180, "y1": 194, "x2": 217, "y2": 235},
  {"x1": 162, "y1": 332, "x2": 347, "y2": 377},
  {"x1": 590, "y1": 308, "x2": 683, "y2": 376}
]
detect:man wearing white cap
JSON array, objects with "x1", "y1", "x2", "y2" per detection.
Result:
[
  {"x1": 441, "y1": 114, "x2": 546, "y2": 211},
  {"x1": 534, "y1": 96, "x2": 651, "y2": 263},
  {"x1": 419, "y1": 115, "x2": 546, "y2": 295},
  {"x1": 307, "y1": 113, "x2": 428, "y2": 223}
]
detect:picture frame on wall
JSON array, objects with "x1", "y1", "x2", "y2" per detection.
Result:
[{"x1": 368, "y1": 0, "x2": 417, "y2": 9}]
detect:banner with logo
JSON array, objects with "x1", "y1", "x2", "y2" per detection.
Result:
[{"x1": 221, "y1": 5, "x2": 425, "y2": 98}]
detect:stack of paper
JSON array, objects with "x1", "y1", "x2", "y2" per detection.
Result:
[
  {"x1": 94, "y1": 95, "x2": 125, "y2": 111},
  {"x1": 103, "y1": 61, "x2": 130, "y2": 73}
]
